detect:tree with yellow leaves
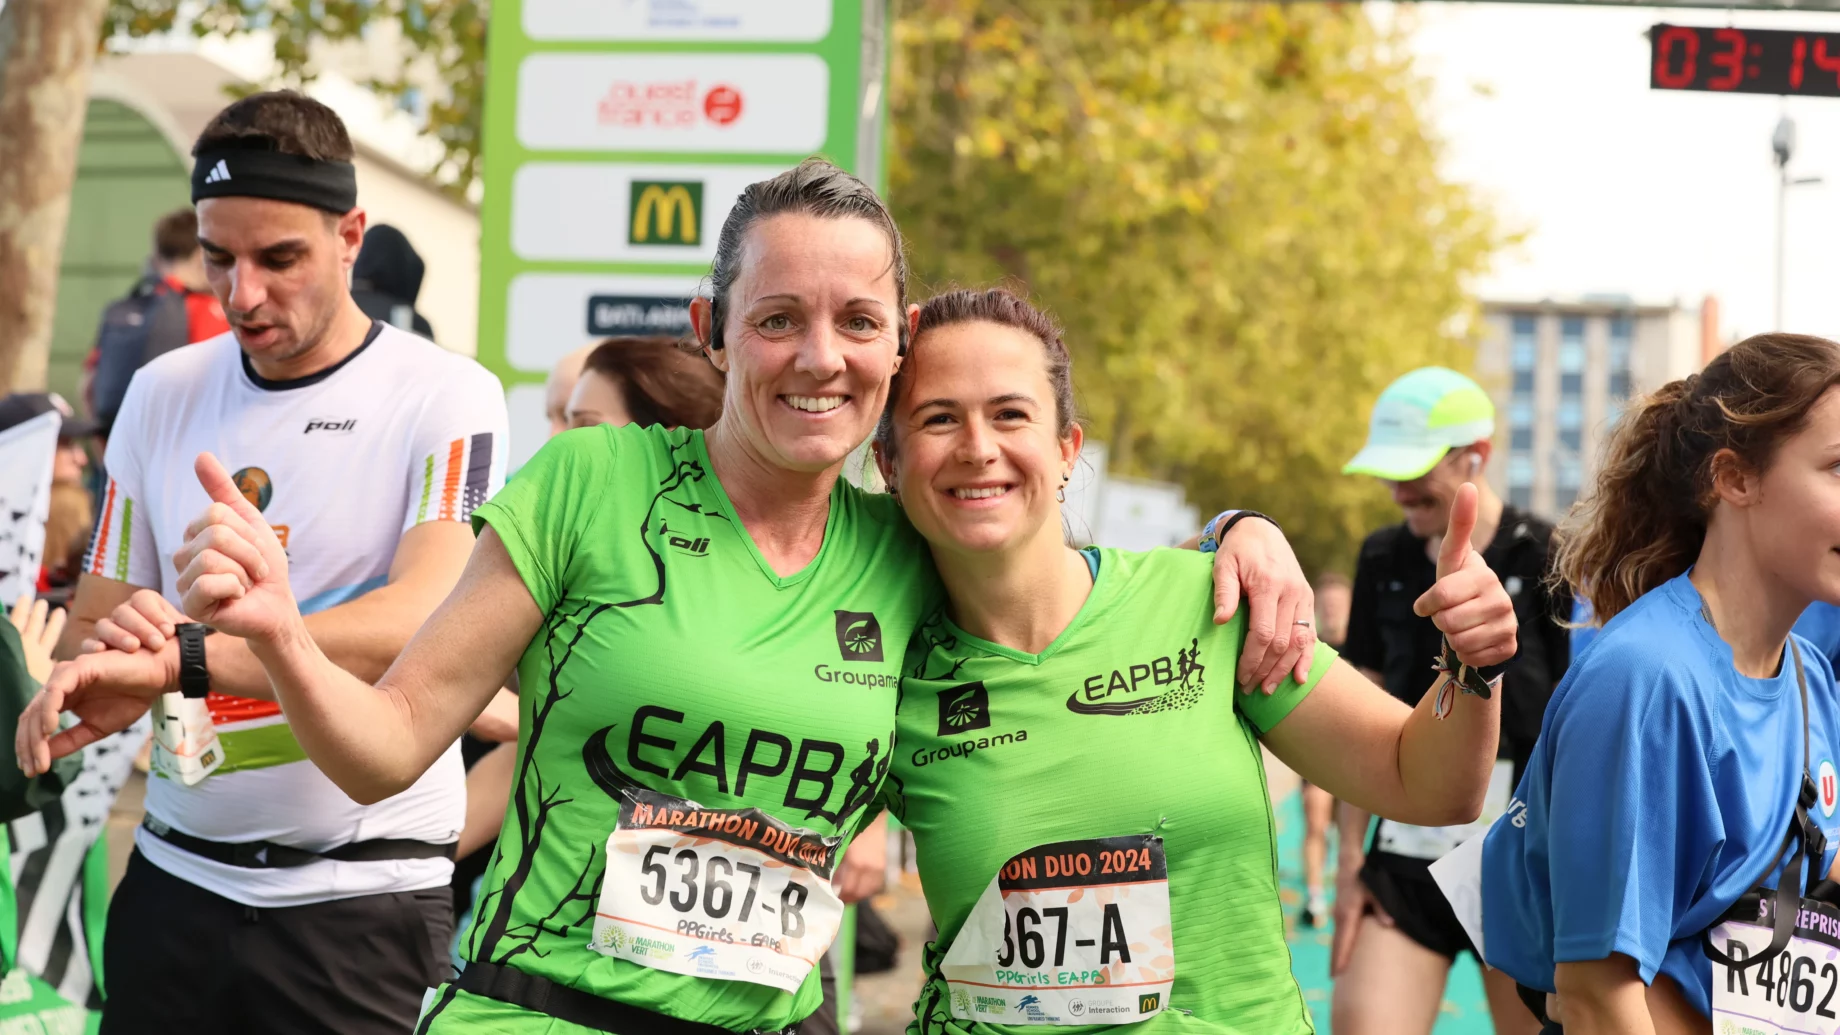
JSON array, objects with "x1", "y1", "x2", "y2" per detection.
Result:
[{"x1": 889, "y1": 1, "x2": 1508, "y2": 572}]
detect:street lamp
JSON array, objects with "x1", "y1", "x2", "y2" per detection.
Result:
[{"x1": 1775, "y1": 114, "x2": 1824, "y2": 331}]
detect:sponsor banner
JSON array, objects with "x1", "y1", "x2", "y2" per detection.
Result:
[
  {"x1": 0, "y1": 411, "x2": 57, "y2": 604},
  {"x1": 522, "y1": 0, "x2": 833, "y2": 43},
  {"x1": 505, "y1": 273, "x2": 705, "y2": 372},
  {"x1": 942, "y1": 836, "x2": 1175, "y2": 1026},
  {"x1": 518, "y1": 53, "x2": 829, "y2": 154},
  {"x1": 511, "y1": 162, "x2": 790, "y2": 263}
]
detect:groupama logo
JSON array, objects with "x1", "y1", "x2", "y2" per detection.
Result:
[
  {"x1": 833, "y1": 610, "x2": 884, "y2": 663},
  {"x1": 936, "y1": 682, "x2": 992, "y2": 737}
]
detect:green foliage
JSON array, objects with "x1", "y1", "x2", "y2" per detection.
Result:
[
  {"x1": 103, "y1": 0, "x2": 486, "y2": 195},
  {"x1": 887, "y1": 1, "x2": 1509, "y2": 573}
]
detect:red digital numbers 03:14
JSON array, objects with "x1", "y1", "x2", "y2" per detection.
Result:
[{"x1": 1651, "y1": 24, "x2": 1840, "y2": 97}]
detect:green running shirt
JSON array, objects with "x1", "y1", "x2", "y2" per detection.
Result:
[
  {"x1": 884, "y1": 547, "x2": 1335, "y2": 1035},
  {"x1": 457, "y1": 424, "x2": 937, "y2": 1032}
]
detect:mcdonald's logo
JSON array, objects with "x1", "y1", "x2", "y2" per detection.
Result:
[
  {"x1": 1137, "y1": 994, "x2": 1161, "y2": 1013},
  {"x1": 629, "y1": 180, "x2": 703, "y2": 246}
]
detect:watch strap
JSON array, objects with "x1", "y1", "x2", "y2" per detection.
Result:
[{"x1": 176, "y1": 623, "x2": 211, "y2": 699}]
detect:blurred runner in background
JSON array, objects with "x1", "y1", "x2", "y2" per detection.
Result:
[
  {"x1": 1300, "y1": 570, "x2": 1351, "y2": 928},
  {"x1": 351, "y1": 224, "x2": 435, "y2": 341},
  {"x1": 85, "y1": 208, "x2": 230, "y2": 437},
  {"x1": 1333, "y1": 368, "x2": 1568, "y2": 1035}
]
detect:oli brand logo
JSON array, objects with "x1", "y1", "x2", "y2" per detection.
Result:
[
  {"x1": 937, "y1": 682, "x2": 992, "y2": 737},
  {"x1": 834, "y1": 611, "x2": 883, "y2": 662},
  {"x1": 629, "y1": 181, "x2": 703, "y2": 246},
  {"x1": 1821, "y1": 760, "x2": 1837, "y2": 818},
  {"x1": 662, "y1": 523, "x2": 710, "y2": 557},
  {"x1": 597, "y1": 80, "x2": 744, "y2": 129},
  {"x1": 303, "y1": 417, "x2": 356, "y2": 435}
]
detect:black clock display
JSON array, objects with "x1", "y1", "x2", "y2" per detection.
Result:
[{"x1": 1651, "y1": 24, "x2": 1840, "y2": 97}]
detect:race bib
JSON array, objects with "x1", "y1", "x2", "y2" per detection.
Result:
[
  {"x1": 941, "y1": 836, "x2": 1174, "y2": 1026},
  {"x1": 592, "y1": 788, "x2": 844, "y2": 993},
  {"x1": 1712, "y1": 893, "x2": 1840, "y2": 1035},
  {"x1": 149, "y1": 692, "x2": 222, "y2": 786},
  {"x1": 1377, "y1": 758, "x2": 1513, "y2": 861}
]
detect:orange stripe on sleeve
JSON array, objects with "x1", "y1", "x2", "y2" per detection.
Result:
[
  {"x1": 437, "y1": 438, "x2": 465, "y2": 521},
  {"x1": 90, "y1": 480, "x2": 118, "y2": 575}
]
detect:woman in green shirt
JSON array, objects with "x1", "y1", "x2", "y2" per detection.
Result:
[
  {"x1": 872, "y1": 288, "x2": 1519, "y2": 1035},
  {"x1": 24, "y1": 162, "x2": 1315, "y2": 1035}
]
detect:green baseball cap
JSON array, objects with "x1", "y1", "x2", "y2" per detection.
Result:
[{"x1": 1343, "y1": 367, "x2": 1495, "y2": 481}]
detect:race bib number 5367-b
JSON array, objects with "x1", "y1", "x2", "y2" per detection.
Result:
[
  {"x1": 942, "y1": 836, "x2": 1174, "y2": 1026},
  {"x1": 592, "y1": 788, "x2": 845, "y2": 993}
]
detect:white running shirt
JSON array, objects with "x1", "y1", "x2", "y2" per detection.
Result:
[{"x1": 87, "y1": 322, "x2": 508, "y2": 907}]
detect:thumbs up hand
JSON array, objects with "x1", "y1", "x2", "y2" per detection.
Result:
[
  {"x1": 1411, "y1": 483, "x2": 1517, "y2": 669},
  {"x1": 175, "y1": 453, "x2": 298, "y2": 644}
]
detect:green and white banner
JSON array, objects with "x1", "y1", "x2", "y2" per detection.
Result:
[{"x1": 478, "y1": 0, "x2": 889, "y2": 466}]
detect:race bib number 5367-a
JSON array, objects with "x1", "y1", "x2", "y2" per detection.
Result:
[
  {"x1": 942, "y1": 836, "x2": 1174, "y2": 1026},
  {"x1": 592, "y1": 788, "x2": 844, "y2": 993}
]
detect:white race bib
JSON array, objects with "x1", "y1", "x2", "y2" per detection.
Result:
[
  {"x1": 942, "y1": 836, "x2": 1175, "y2": 1026},
  {"x1": 149, "y1": 692, "x2": 222, "y2": 786},
  {"x1": 1712, "y1": 893, "x2": 1840, "y2": 1035},
  {"x1": 1377, "y1": 758, "x2": 1514, "y2": 861},
  {"x1": 591, "y1": 789, "x2": 844, "y2": 993}
]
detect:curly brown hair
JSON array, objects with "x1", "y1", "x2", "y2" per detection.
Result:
[{"x1": 1556, "y1": 332, "x2": 1840, "y2": 623}]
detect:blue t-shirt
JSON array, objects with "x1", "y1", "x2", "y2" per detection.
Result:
[
  {"x1": 1579, "y1": 598, "x2": 1840, "y2": 668},
  {"x1": 1569, "y1": 596, "x2": 1599, "y2": 662},
  {"x1": 1795, "y1": 603, "x2": 1840, "y2": 666},
  {"x1": 1483, "y1": 572, "x2": 1840, "y2": 1018}
]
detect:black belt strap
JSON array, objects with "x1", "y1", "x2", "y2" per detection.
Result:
[
  {"x1": 141, "y1": 817, "x2": 454, "y2": 870},
  {"x1": 454, "y1": 960, "x2": 793, "y2": 1035}
]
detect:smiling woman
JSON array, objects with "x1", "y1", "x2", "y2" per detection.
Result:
[{"x1": 874, "y1": 287, "x2": 1519, "y2": 1035}]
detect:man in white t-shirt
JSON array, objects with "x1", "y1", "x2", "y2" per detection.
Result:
[{"x1": 30, "y1": 91, "x2": 506, "y2": 1034}]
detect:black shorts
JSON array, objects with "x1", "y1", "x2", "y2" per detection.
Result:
[
  {"x1": 100, "y1": 848, "x2": 454, "y2": 1035},
  {"x1": 1359, "y1": 849, "x2": 1475, "y2": 960}
]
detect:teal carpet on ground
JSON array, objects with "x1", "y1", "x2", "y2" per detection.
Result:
[{"x1": 1272, "y1": 790, "x2": 1497, "y2": 1034}]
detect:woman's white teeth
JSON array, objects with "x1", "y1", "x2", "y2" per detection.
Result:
[
  {"x1": 785, "y1": 395, "x2": 846, "y2": 413},
  {"x1": 952, "y1": 486, "x2": 1010, "y2": 500}
]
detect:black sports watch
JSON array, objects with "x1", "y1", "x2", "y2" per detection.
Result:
[
  {"x1": 1432, "y1": 637, "x2": 1501, "y2": 700},
  {"x1": 175, "y1": 623, "x2": 211, "y2": 699}
]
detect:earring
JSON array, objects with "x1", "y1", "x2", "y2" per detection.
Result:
[{"x1": 1057, "y1": 486, "x2": 1067, "y2": 503}]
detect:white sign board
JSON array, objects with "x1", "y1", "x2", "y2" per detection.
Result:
[
  {"x1": 511, "y1": 162, "x2": 791, "y2": 263},
  {"x1": 523, "y1": 0, "x2": 834, "y2": 43},
  {"x1": 517, "y1": 53, "x2": 830, "y2": 153}
]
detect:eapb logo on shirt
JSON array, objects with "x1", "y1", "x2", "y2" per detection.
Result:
[
  {"x1": 834, "y1": 611, "x2": 883, "y2": 662},
  {"x1": 937, "y1": 682, "x2": 992, "y2": 736}
]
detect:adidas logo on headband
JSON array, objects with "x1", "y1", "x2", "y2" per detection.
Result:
[{"x1": 203, "y1": 159, "x2": 231, "y2": 184}]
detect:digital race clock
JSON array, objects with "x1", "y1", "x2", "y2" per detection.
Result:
[{"x1": 1651, "y1": 24, "x2": 1840, "y2": 97}]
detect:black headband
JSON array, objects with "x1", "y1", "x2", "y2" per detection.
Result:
[{"x1": 191, "y1": 149, "x2": 358, "y2": 214}]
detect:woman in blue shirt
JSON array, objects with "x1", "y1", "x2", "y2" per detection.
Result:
[{"x1": 1485, "y1": 333, "x2": 1840, "y2": 1033}]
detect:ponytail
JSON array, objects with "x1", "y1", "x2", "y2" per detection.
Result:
[{"x1": 1556, "y1": 333, "x2": 1840, "y2": 623}]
